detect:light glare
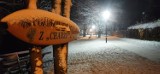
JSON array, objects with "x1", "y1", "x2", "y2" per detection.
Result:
[
  {"x1": 92, "y1": 25, "x2": 96, "y2": 29},
  {"x1": 102, "y1": 10, "x2": 111, "y2": 20}
]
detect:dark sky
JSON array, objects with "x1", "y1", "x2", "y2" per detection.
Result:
[
  {"x1": 98, "y1": 0, "x2": 160, "y2": 25},
  {"x1": 0, "y1": 0, "x2": 160, "y2": 27},
  {"x1": 71, "y1": 0, "x2": 160, "y2": 28}
]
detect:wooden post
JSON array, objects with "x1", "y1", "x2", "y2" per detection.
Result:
[
  {"x1": 53, "y1": 43, "x2": 68, "y2": 74},
  {"x1": 63, "y1": 0, "x2": 72, "y2": 18},
  {"x1": 28, "y1": 0, "x2": 43, "y2": 74},
  {"x1": 28, "y1": 0, "x2": 37, "y2": 9},
  {"x1": 52, "y1": 0, "x2": 72, "y2": 74},
  {"x1": 53, "y1": 0, "x2": 62, "y2": 14},
  {"x1": 30, "y1": 46, "x2": 43, "y2": 74}
]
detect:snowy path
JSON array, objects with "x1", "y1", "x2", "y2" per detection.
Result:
[
  {"x1": 67, "y1": 36, "x2": 160, "y2": 74},
  {"x1": 108, "y1": 37, "x2": 160, "y2": 62},
  {"x1": 43, "y1": 36, "x2": 160, "y2": 74}
]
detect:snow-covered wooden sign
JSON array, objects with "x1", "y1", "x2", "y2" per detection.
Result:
[{"x1": 1, "y1": 9, "x2": 79, "y2": 45}]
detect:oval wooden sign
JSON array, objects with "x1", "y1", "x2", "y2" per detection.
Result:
[{"x1": 1, "y1": 9, "x2": 79, "y2": 45}]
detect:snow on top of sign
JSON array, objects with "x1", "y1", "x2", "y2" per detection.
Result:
[
  {"x1": 128, "y1": 19, "x2": 160, "y2": 29},
  {"x1": 1, "y1": 9, "x2": 79, "y2": 29}
]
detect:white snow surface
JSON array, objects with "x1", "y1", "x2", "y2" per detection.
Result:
[
  {"x1": 109, "y1": 38, "x2": 160, "y2": 62},
  {"x1": 67, "y1": 36, "x2": 160, "y2": 74},
  {"x1": 42, "y1": 36, "x2": 160, "y2": 74},
  {"x1": 128, "y1": 19, "x2": 160, "y2": 29},
  {"x1": 69, "y1": 36, "x2": 160, "y2": 62}
]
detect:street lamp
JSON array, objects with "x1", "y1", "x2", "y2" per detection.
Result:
[
  {"x1": 92, "y1": 25, "x2": 96, "y2": 29},
  {"x1": 89, "y1": 29, "x2": 93, "y2": 38},
  {"x1": 102, "y1": 10, "x2": 111, "y2": 20},
  {"x1": 89, "y1": 25, "x2": 96, "y2": 38},
  {"x1": 101, "y1": 10, "x2": 111, "y2": 43},
  {"x1": 89, "y1": 29, "x2": 92, "y2": 32}
]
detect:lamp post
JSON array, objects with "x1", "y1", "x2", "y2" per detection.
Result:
[
  {"x1": 91, "y1": 25, "x2": 95, "y2": 36},
  {"x1": 89, "y1": 25, "x2": 96, "y2": 39},
  {"x1": 92, "y1": 25, "x2": 96, "y2": 29},
  {"x1": 102, "y1": 10, "x2": 111, "y2": 43},
  {"x1": 89, "y1": 29, "x2": 92, "y2": 38}
]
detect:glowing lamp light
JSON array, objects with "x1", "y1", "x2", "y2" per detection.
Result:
[
  {"x1": 90, "y1": 29, "x2": 92, "y2": 32},
  {"x1": 102, "y1": 10, "x2": 111, "y2": 20},
  {"x1": 92, "y1": 25, "x2": 96, "y2": 29}
]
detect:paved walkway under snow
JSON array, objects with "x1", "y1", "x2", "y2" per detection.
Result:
[
  {"x1": 67, "y1": 36, "x2": 160, "y2": 74},
  {"x1": 107, "y1": 36, "x2": 160, "y2": 62},
  {"x1": 42, "y1": 36, "x2": 160, "y2": 74}
]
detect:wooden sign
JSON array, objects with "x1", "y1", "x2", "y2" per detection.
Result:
[{"x1": 1, "y1": 9, "x2": 79, "y2": 45}]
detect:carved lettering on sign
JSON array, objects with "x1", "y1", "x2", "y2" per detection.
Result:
[
  {"x1": 15, "y1": 17, "x2": 79, "y2": 33},
  {"x1": 49, "y1": 32, "x2": 69, "y2": 39},
  {"x1": 19, "y1": 17, "x2": 55, "y2": 29},
  {"x1": 39, "y1": 31, "x2": 44, "y2": 40},
  {"x1": 38, "y1": 31, "x2": 72, "y2": 41}
]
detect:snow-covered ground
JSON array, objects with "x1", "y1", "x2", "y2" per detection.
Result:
[
  {"x1": 109, "y1": 37, "x2": 160, "y2": 62},
  {"x1": 1, "y1": 36, "x2": 159, "y2": 74},
  {"x1": 42, "y1": 36, "x2": 160, "y2": 74},
  {"x1": 67, "y1": 36, "x2": 160, "y2": 74}
]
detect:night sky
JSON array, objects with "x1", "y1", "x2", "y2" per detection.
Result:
[
  {"x1": 0, "y1": 0, "x2": 160, "y2": 27},
  {"x1": 97, "y1": 0, "x2": 160, "y2": 25}
]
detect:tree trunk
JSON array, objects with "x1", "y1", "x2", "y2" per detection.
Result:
[
  {"x1": 98, "y1": 31, "x2": 101, "y2": 38},
  {"x1": 83, "y1": 29, "x2": 86, "y2": 37}
]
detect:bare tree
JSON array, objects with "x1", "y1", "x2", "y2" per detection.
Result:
[{"x1": 71, "y1": 0, "x2": 105, "y2": 37}]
